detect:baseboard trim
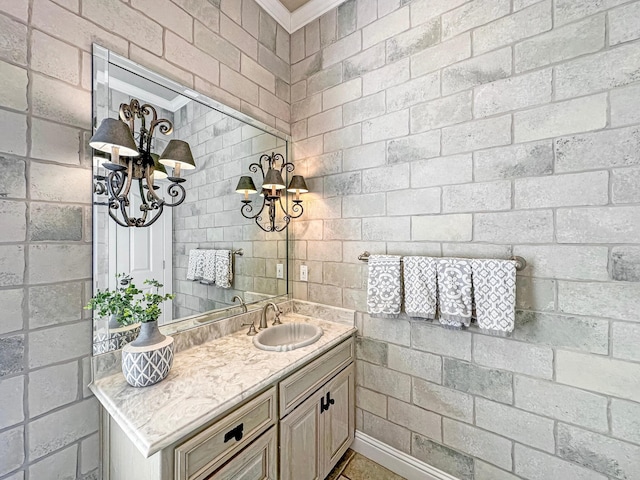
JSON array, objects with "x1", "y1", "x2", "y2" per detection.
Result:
[{"x1": 351, "y1": 431, "x2": 460, "y2": 480}]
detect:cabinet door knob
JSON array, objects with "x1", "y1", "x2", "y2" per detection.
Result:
[{"x1": 223, "y1": 423, "x2": 244, "y2": 443}]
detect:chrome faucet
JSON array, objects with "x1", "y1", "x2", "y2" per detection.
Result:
[
  {"x1": 232, "y1": 295, "x2": 247, "y2": 313},
  {"x1": 260, "y1": 302, "x2": 282, "y2": 329}
]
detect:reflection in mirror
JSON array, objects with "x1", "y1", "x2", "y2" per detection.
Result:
[{"x1": 92, "y1": 46, "x2": 289, "y2": 355}]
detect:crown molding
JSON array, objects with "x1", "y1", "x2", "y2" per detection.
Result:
[
  {"x1": 254, "y1": 0, "x2": 292, "y2": 31},
  {"x1": 254, "y1": 0, "x2": 348, "y2": 33},
  {"x1": 290, "y1": 0, "x2": 348, "y2": 32}
]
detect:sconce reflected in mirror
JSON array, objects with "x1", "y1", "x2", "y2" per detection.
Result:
[
  {"x1": 90, "y1": 99, "x2": 195, "y2": 228},
  {"x1": 235, "y1": 152, "x2": 308, "y2": 232}
]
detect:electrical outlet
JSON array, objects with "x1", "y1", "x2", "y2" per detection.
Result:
[
  {"x1": 300, "y1": 265, "x2": 308, "y2": 282},
  {"x1": 276, "y1": 263, "x2": 284, "y2": 279}
]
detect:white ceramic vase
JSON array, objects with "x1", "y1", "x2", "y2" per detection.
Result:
[{"x1": 121, "y1": 321, "x2": 174, "y2": 387}]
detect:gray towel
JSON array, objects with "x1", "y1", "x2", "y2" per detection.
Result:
[
  {"x1": 201, "y1": 250, "x2": 217, "y2": 284},
  {"x1": 471, "y1": 259, "x2": 517, "y2": 333},
  {"x1": 403, "y1": 256, "x2": 438, "y2": 320},
  {"x1": 187, "y1": 249, "x2": 206, "y2": 281},
  {"x1": 215, "y1": 250, "x2": 233, "y2": 288},
  {"x1": 437, "y1": 258, "x2": 472, "y2": 329},
  {"x1": 367, "y1": 255, "x2": 402, "y2": 319}
]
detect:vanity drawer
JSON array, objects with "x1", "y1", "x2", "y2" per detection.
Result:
[
  {"x1": 175, "y1": 387, "x2": 277, "y2": 480},
  {"x1": 205, "y1": 427, "x2": 277, "y2": 480},
  {"x1": 279, "y1": 337, "x2": 354, "y2": 417}
]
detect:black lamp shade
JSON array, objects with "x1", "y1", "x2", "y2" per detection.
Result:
[
  {"x1": 89, "y1": 118, "x2": 139, "y2": 157},
  {"x1": 263, "y1": 168, "x2": 286, "y2": 190},
  {"x1": 287, "y1": 175, "x2": 308, "y2": 193},
  {"x1": 159, "y1": 139, "x2": 196, "y2": 170},
  {"x1": 236, "y1": 176, "x2": 257, "y2": 193},
  {"x1": 151, "y1": 153, "x2": 168, "y2": 180}
]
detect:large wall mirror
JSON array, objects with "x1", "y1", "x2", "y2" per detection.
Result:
[{"x1": 92, "y1": 45, "x2": 290, "y2": 354}]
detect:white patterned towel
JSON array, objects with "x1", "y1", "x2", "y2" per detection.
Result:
[
  {"x1": 437, "y1": 258, "x2": 473, "y2": 329},
  {"x1": 215, "y1": 250, "x2": 233, "y2": 288},
  {"x1": 471, "y1": 259, "x2": 517, "y2": 333},
  {"x1": 187, "y1": 249, "x2": 206, "y2": 281},
  {"x1": 403, "y1": 256, "x2": 438, "y2": 320},
  {"x1": 201, "y1": 250, "x2": 217, "y2": 284},
  {"x1": 367, "y1": 255, "x2": 402, "y2": 318}
]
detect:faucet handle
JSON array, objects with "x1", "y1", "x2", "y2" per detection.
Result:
[
  {"x1": 241, "y1": 321, "x2": 258, "y2": 336},
  {"x1": 272, "y1": 310, "x2": 282, "y2": 326}
]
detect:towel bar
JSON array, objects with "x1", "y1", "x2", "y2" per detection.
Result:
[
  {"x1": 195, "y1": 248, "x2": 244, "y2": 256},
  {"x1": 357, "y1": 251, "x2": 527, "y2": 272}
]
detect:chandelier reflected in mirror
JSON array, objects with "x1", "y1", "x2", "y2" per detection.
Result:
[
  {"x1": 90, "y1": 99, "x2": 195, "y2": 228},
  {"x1": 235, "y1": 152, "x2": 308, "y2": 233}
]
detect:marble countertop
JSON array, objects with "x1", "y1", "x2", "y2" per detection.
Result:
[{"x1": 90, "y1": 313, "x2": 356, "y2": 458}]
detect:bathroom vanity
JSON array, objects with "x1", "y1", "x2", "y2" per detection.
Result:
[{"x1": 91, "y1": 313, "x2": 356, "y2": 480}]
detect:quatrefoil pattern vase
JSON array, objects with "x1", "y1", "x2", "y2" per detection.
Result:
[{"x1": 121, "y1": 321, "x2": 174, "y2": 387}]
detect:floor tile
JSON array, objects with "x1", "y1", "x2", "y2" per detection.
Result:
[
  {"x1": 340, "y1": 452, "x2": 407, "y2": 480},
  {"x1": 326, "y1": 449, "x2": 356, "y2": 480}
]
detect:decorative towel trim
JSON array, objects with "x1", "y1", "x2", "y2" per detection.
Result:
[
  {"x1": 367, "y1": 255, "x2": 402, "y2": 319},
  {"x1": 403, "y1": 256, "x2": 438, "y2": 320},
  {"x1": 437, "y1": 258, "x2": 472, "y2": 329},
  {"x1": 471, "y1": 259, "x2": 516, "y2": 333}
]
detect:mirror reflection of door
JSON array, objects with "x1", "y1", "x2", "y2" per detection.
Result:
[{"x1": 110, "y1": 183, "x2": 173, "y2": 325}]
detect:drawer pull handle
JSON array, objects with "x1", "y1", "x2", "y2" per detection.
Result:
[
  {"x1": 320, "y1": 392, "x2": 335, "y2": 414},
  {"x1": 224, "y1": 423, "x2": 244, "y2": 443}
]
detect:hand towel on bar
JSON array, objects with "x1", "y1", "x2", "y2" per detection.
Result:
[
  {"x1": 437, "y1": 258, "x2": 473, "y2": 329},
  {"x1": 403, "y1": 256, "x2": 438, "y2": 320},
  {"x1": 367, "y1": 255, "x2": 402, "y2": 318},
  {"x1": 200, "y1": 250, "x2": 217, "y2": 284},
  {"x1": 187, "y1": 249, "x2": 206, "y2": 281},
  {"x1": 471, "y1": 259, "x2": 517, "y2": 333},
  {"x1": 215, "y1": 250, "x2": 233, "y2": 288}
]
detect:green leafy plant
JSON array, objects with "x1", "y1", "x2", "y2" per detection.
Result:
[
  {"x1": 85, "y1": 274, "x2": 142, "y2": 326},
  {"x1": 86, "y1": 275, "x2": 174, "y2": 326},
  {"x1": 134, "y1": 279, "x2": 175, "y2": 324}
]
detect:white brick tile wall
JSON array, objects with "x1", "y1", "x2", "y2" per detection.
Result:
[
  {"x1": 3, "y1": 0, "x2": 640, "y2": 478},
  {"x1": 472, "y1": 0, "x2": 552, "y2": 54},
  {"x1": 0, "y1": 1, "x2": 293, "y2": 478},
  {"x1": 443, "y1": 419, "x2": 512, "y2": 470},
  {"x1": 514, "y1": 15, "x2": 605, "y2": 73}
]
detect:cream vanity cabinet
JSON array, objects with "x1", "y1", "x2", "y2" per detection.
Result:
[
  {"x1": 102, "y1": 336, "x2": 355, "y2": 480},
  {"x1": 279, "y1": 339, "x2": 355, "y2": 480}
]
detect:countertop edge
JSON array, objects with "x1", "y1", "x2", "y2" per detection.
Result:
[{"x1": 91, "y1": 326, "x2": 356, "y2": 458}]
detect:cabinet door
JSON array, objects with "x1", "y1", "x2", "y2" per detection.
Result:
[
  {"x1": 206, "y1": 427, "x2": 277, "y2": 480},
  {"x1": 322, "y1": 363, "x2": 355, "y2": 474},
  {"x1": 279, "y1": 393, "x2": 322, "y2": 480}
]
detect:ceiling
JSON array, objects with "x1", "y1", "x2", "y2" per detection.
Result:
[
  {"x1": 255, "y1": 0, "x2": 347, "y2": 32},
  {"x1": 110, "y1": 64, "x2": 190, "y2": 112}
]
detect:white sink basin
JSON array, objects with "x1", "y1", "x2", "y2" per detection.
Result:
[{"x1": 253, "y1": 323, "x2": 323, "y2": 352}]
